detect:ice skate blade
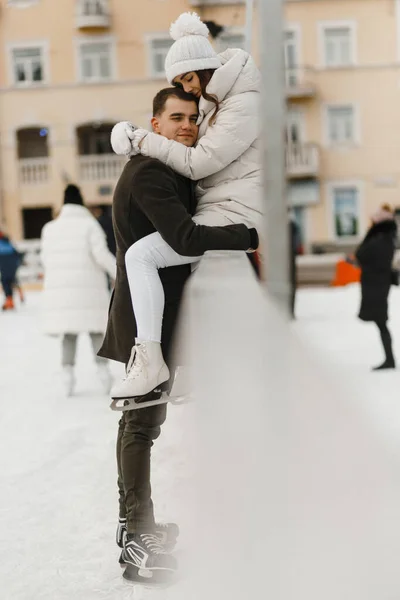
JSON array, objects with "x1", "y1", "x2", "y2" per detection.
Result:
[
  {"x1": 110, "y1": 388, "x2": 167, "y2": 412},
  {"x1": 110, "y1": 390, "x2": 194, "y2": 412},
  {"x1": 123, "y1": 564, "x2": 177, "y2": 587}
]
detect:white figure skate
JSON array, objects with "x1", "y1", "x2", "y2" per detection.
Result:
[
  {"x1": 110, "y1": 340, "x2": 170, "y2": 411},
  {"x1": 110, "y1": 364, "x2": 193, "y2": 412}
]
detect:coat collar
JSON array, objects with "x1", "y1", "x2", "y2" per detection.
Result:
[
  {"x1": 366, "y1": 218, "x2": 397, "y2": 238},
  {"x1": 60, "y1": 204, "x2": 91, "y2": 218},
  {"x1": 198, "y1": 48, "x2": 261, "y2": 120}
]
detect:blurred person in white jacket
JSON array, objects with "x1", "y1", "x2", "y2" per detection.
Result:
[
  {"x1": 41, "y1": 184, "x2": 116, "y2": 395},
  {"x1": 109, "y1": 11, "x2": 262, "y2": 403}
]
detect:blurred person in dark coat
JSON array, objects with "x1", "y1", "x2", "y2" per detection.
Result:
[
  {"x1": 91, "y1": 205, "x2": 116, "y2": 256},
  {"x1": 0, "y1": 230, "x2": 22, "y2": 311},
  {"x1": 356, "y1": 204, "x2": 397, "y2": 370},
  {"x1": 289, "y1": 211, "x2": 301, "y2": 319}
]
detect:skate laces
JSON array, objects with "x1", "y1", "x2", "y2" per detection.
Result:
[
  {"x1": 141, "y1": 533, "x2": 167, "y2": 555},
  {"x1": 125, "y1": 344, "x2": 148, "y2": 380},
  {"x1": 126, "y1": 346, "x2": 136, "y2": 373},
  {"x1": 117, "y1": 518, "x2": 127, "y2": 547}
]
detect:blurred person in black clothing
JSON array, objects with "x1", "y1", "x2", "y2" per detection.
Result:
[
  {"x1": 91, "y1": 205, "x2": 116, "y2": 256},
  {"x1": 356, "y1": 204, "x2": 397, "y2": 370},
  {"x1": 289, "y1": 211, "x2": 301, "y2": 319}
]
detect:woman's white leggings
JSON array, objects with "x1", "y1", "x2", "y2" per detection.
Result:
[{"x1": 125, "y1": 213, "x2": 233, "y2": 343}]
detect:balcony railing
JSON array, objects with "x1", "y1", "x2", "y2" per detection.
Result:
[
  {"x1": 19, "y1": 158, "x2": 50, "y2": 185},
  {"x1": 286, "y1": 143, "x2": 319, "y2": 179},
  {"x1": 78, "y1": 154, "x2": 126, "y2": 182},
  {"x1": 76, "y1": 0, "x2": 110, "y2": 29},
  {"x1": 285, "y1": 68, "x2": 316, "y2": 100}
]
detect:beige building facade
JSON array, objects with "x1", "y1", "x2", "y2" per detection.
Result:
[{"x1": 1, "y1": 0, "x2": 400, "y2": 253}]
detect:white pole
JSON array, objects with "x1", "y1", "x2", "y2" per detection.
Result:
[
  {"x1": 260, "y1": 0, "x2": 289, "y2": 315},
  {"x1": 245, "y1": 0, "x2": 254, "y2": 53}
]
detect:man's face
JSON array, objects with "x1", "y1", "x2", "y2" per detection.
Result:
[{"x1": 151, "y1": 97, "x2": 198, "y2": 147}]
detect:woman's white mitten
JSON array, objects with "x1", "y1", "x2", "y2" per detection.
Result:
[
  {"x1": 131, "y1": 129, "x2": 149, "y2": 154},
  {"x1": 111, "y1": 121, "x2": 138, "y2": 156}
]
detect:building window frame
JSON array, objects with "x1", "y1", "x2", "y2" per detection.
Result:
[
  {"x1": 145, "y1": 33, "x2": 174, "y2": 80},
  {"x1": 75, "y1": 35, "x2": 117, "y2": 84},
  {"x1": 284, "y1": 23, "x2": 302, "y2": 88},
  {"x1": 323, "y1": 103, "x2": 360, "y2": 147},
  {"x1": 318, "y1": 20, "x2": 357, "y2": 68},
  {"x1": 327, "y1": 181, "x2": 363, "y2": 241},
  {"x1": 7, "y1": 40, "x2": 50, "y2": 87},
  {"x1": 286, "y1": 107, "x2": 306, "y2": 145}
]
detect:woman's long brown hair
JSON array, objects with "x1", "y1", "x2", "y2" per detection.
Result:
[
  {"x1": 196, "y1": 69, "x2": 219, "y2": 125},
  {"x1": 175, "y1": 69, "x2": 219, "y2": 125}
]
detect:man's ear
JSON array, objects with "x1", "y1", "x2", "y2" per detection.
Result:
[{"x1": 151, "y1": 117, "x2": 160, "y2": 134}]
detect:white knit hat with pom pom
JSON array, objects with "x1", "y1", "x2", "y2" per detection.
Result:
[{"x1": 165, "y1": 12, "x2": 222, "y2": 84}]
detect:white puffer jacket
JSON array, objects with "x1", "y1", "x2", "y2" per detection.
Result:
[
  {"x1": 41, "y1": 204, "x2": 116, "y2": 335},
  {"x1": 142, "y1": 49, "x2": 263, "y2": 230}
]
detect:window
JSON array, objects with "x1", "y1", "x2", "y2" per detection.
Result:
[
  {"x1": 332, "y1": 187, "x2": 359, "y2": 238},
  {"x1": 286, "y1": 109, "x2": 304, "y2": 145},
  {"x1": 79, "y1": 41, "x2": 113, "y2": 82},
  {"x1": 77, "y1": 124, "x2": 114, "y2": 155},
  {"x1": 218, "y1": 32, "x2": 245, "y2": 52},
  {"x1": 22, "y1": 207, "x2": 53, "y2": 240},
  {"x1": 326, "y1": 106, "x2": 355, "y2": 144},
  {"x1": 17, "y1": 127, "x2": 49, "y2": 159},
  {"x1": 80, "y1": 0, "x2": 107, "y2": 16},
  {"x1": 149, "y1": 38, "x2": 173, "y2": 78},
  {"x1": 11, "y1": 46, "x2": 45, "y2": 85},
  {"x1": 284, "y1": 30, "x2": 299, "y2": 87},
  {"x1": 321, "y1": 23, "x2": 355, "y2": 67}
]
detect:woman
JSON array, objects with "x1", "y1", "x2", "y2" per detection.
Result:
[
  {"x1": 41, "y1": 184, "x2": 116, "y2": 395},
  {"x1": 356, "y1": 204, "x2": 397, "y2": 370},
  {"x1": 110, "y1": 12, "x2": 262, "y2": 402}
]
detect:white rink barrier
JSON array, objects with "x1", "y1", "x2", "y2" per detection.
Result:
[
  {"x1": 170, "y1": 250, "x2": 400, "y2": 600},
  {"x1": 14, "y1": 238, "x2": 400, "y2": 286}
]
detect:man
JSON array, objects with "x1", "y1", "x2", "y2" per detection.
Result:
[{"x1": 98, "y1": 87, "x2": 257, "y2": 585}]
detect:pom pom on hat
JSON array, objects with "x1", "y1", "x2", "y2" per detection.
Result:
[
  {"x1": 165, "y1": 12, "x2": 221, "y2": 84},
  {"x1": 170, "y1": 12, "x2": 210, "y2": 41}
]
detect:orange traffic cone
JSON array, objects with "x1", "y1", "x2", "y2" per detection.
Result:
[{"x1": 331, "y1": 260, "x2": 361, "y2": 287}]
